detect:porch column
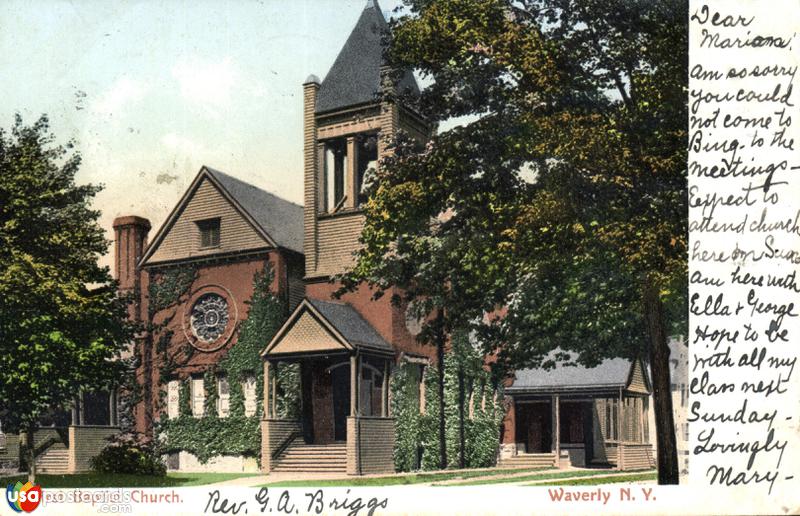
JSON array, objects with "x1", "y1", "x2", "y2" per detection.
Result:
[
  {"x1": 636, "y1": 398, "x2": 643, "y2": 443},
  {"x1": 109, "y1": 389, "x2": 117, "y2": 426},
  {"x1": 271, "y1": 362, "x2": 278, "y2": 418},
  {"x1": 350, "y1": 354, "x2": 358, "y2": 416},
  {"x1": 381, "y1": 360, "x2": 390, "y2": 417},
  {"x1": 263, "y1": 360, "x2": 271, "y2": 418},
  {"x1": 617, "y1": 389, "x2": 624, "y2": 470},
  {"x1": 71, "y1": 398, "x2": 79, "y2": 426},
  {"x1": 551, "y1": 394, "x2": 560, "y2": 461},
  {"x1": 78, "y1": 391, "x2": 85, "y2": 426},
  {"x1": 346, "y1": 136, "x2": 358, "y2": 209}
]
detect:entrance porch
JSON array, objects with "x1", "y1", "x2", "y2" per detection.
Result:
[
  {"x1": 260, "y1": 299, "x2": 396, "y2": 475},
  {"x1": 508, "y1": 396, "x2": 595, "y2": 468},
  {"x1": 503, "y1": 354, "x2": 656, "y2": 471}
]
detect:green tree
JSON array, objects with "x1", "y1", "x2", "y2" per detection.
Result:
[
  {"x1": 352, "y1": 0, "x2": 686, "y2": 483},
  {"x1": 0, "y1": 115, "x2": 134, "y2": 482}
]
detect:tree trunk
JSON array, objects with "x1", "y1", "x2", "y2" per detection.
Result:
[
  {"x1": 26, "y1": 426, "x2": 36, "y2": 484},
  {"x1": 458, "y1": 367, "x2": 466, "y2": 469},
  {"x1": 643, "y1": 280, "x2": 679, "y2": 485}
]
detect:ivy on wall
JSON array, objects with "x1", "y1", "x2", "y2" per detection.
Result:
[
  {"x1": 114, "y1": 266, "x2": 198, "y2": 441},
  {"x1": 390, "y1": 363, "x2": 422, "y2": 472},
  {"x1": 148, "y1": 267, "x2": 198, "y2": 318},
  {"x1": 158, "y1": 264, "x2": 300, "y2": 462},
  {"x1": 391, "y1": 331, "x2": 504, "y2": 472},
  {"x1": 156, "y1": 416, "x2": 262, "y2": 463}
]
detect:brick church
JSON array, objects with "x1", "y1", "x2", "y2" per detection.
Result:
[{"x1": 101, "y1": 0, "x2": 654, "y2": 476}]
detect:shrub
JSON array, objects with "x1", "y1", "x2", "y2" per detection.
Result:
[{"x1": 90, "y1": 442, "x2": 166, "y2": 476}]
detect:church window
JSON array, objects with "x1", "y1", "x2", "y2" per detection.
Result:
[
  {"x1": 191, "y1": 376, "x2": 205, "y2": 417},
  {"x1": 243, "y1": 375, "x2": 257, "y2": 417},
  {"x1": 197, "y1": 218, "x2": 220, "y2": 248},
  {"x1": 190, "y1": 293, "x2": 229, "y2": 343},
  {"x1": 217, "y1": 375, "x2": 230, "y2": 417},
  {"x1": 167, "y1": 380, "x2": 180, "y2": 419}
]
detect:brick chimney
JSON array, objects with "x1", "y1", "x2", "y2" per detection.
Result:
[{"x1": 113, "y1": 215, "x2": 151, "y2": 322}]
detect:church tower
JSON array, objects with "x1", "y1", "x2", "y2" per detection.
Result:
[
  {"x1": 262, "y1": 1, "x2": 437, "y2": 472},
  {"x1": 302, "y1": 0, "x2": 431, "y2": 283}
]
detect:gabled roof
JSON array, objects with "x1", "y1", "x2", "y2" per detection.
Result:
[
  {"x1": 205, "y1": 167, "x2": 303, "y2": 254},
  {"x1": 315, "y1": 0, "x2": 419, "y2": 114},
  {"x1": 262, "y1": 298, "x2": 393, "y2": 357},
  {"x1": 139, "y1": 166, "x2": 303, "y2": 266},
  {"x1": 507, "y1": 350, "x2": 649, "y2": 394}
]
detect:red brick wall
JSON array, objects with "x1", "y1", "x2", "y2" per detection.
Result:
[
  {"x1": 133, "y1": 251, "x2": 291, "y2": 436},
  {"x1": 113, "y1": 216, "x2": 151, "y2": 323},
  {"x1": 501, "y1": 398, "x2": 516, "y2": 445}
]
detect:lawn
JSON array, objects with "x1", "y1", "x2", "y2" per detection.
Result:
[
  {"x1": 527, "y1": 471, "x2": 657, "y2": 486},
  {"x1": 259, "y1": 467, "x2": 554, "y2": 487},
  {"x1": 0, "y1": 472, "x2": 259, "y2": 488},
  {"x1": 448, "y1": 468, "x2": 656, "y2": 486}
]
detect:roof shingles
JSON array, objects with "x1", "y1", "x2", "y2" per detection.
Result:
[
  {"x1": 508, "y1": 351, "x2": 634, "y2": 393},
  {"x1": 308, "y1": 299, "x2": 392, "y2": 352},
  {"x1": 205, "y1": 167, "x2": 304, "y2": 254},
  {"x1": 315, "y1": 0, "x2": 419, "y2": 114}
]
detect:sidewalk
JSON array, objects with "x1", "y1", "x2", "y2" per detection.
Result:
[{"x1": 203, "y1": 465, "x2": 629, "y2": 488}]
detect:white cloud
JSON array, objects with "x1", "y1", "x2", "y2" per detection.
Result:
[
  {"x1": 161, "y1": 132, "x2": 204, "y2": 156},
  {"x1": 171, "y1": 56, "x2": 238, "y2": 114},
  {"x1": 92, "y1": 77, "x2": 147, "y2": 116}
]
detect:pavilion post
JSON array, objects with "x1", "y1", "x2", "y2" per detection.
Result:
[
  {"x1": 350, "y1": 354, "x2": 358, "y2": 417},
  {"x1": 271, "y1": 362, "x2": 278, "y2": 418},
  {"x1": 263, "y1": 360, "x2": 271, "y2": 418},
  {"x1": 381, "y1": 360, "x2": 389, "y2": 417}
]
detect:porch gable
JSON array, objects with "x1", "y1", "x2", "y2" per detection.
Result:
[
  {"x1": 262, "y1": 298, "x2": 393, "y2": 357},
  {"x1": 262, "y1": 300, "x2": 353, "y2": 356}
]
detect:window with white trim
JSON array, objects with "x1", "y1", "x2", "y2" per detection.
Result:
[
  {"x1": 167, "y1": 380, "x2": 180, "y2": 419},
  {"x1": 217, "y1": 375, "x2": 230, "y2": 417},
  {"x1": 191, "y1": 376, "x2": 205, "y2": 417},
  {"x1": 243, "y1": 375, "x2": 257, "y2": 417}
]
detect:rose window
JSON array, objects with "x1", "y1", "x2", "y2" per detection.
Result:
[{"x1": 190, "y1": 293, "x2": 229, "y2": 343}]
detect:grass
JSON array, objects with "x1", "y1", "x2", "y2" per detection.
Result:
[
  {"x1": 0, "y1": 472, "x2": 259, "y2": 488},
  {"x1": 448, "y1": 468, "x2": 654, "y2": 486},
  {"x1": 259, "y1": 467, "x2": 554, "y2": 487},
  {"x1": 527, "y1": 471, "x2": 657, "y2": 486}
]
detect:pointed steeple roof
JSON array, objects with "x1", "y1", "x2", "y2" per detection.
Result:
[{"x1": 315, "y1": 0, "x2": 419, "y2": 114}]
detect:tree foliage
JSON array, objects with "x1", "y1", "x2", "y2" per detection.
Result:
[
  {"x1": 0, "y1": 115, "x2": 134, "y2": 433},
  {"x1": 352, "y1": 0, "x2": 686, "y2": 483}
]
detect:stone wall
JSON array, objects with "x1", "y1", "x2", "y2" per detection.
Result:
[
  {"x1": 346, "y1": 416, "x2": 394, "y2": 475},
  {"x1": 68, "y1": 426, "x2": 118, "y2": 472},
  {"x1": 618, "y1": 443, "x2": 655, "y2": 471},
  {"x1": 0, "y1": 433, "x2": 20, "y2": 471},
  {"x1": 170, "y1": 452, "x2": 259, "y2": 473}
]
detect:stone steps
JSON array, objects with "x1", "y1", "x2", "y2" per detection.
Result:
[
  {"x1": 272, "y1": 439, "x2": 347, "y2": 473},
  {"x1": 498, "y1": 453, "x2": 557, "y2": 468},
  {"x1": 36, "y1": 444, "x2": 69, "y2": 474}
]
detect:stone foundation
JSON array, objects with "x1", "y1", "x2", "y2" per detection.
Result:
[{"x1": 166, "y1": 451, "x2": 260, "y2": 473}]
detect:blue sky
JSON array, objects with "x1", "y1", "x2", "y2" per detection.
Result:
[{"x1": 0, "y1": 0, "x2": 405, "y2": 268}]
